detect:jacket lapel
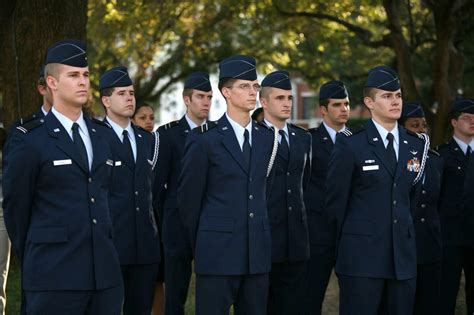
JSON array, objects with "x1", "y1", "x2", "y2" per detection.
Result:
[
  {"x1": 250, "y1": 121, "x2": 267, "y2": 175},
  {"x1": 87, "y1": 117, "x2": 108, "y2": 174},
  {"x1": 46, "y1": 113, "x2": 89, "y2": 174},
  {"x1": 288, "y1": 125, "x2": 301, "y2": 169},
  {"x1": 319, "y1": 124, "x2": 334, "y2": 154},
  {"x1": 366, "y1": 120, "x2": 395, "y2": 177},
  {"x1": 395, "y1": 127, "x2": 410, "y2": 181},
  {"x1": 219, "y1": 115, "x2": 248, "y2": 174},
  {"x1": 450, "y1": 138, "x2": 467, "y2": 166}
]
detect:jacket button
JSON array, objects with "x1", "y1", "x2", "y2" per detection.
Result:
[
  {"x1": 458, "y1": 166, "x2": 462, "y2": 170},
  {"x1": 249, "y1": 195, "x2": 253, "y2": 200},
  {"x1": 92, "y1": 219, "x2": 97, "y2": 224},
  {"x1": 135, "y1": 191, "x2": 139, "y2": 196},
  {"x1": 287, "y1": 172, "x2": 290, "y2": 176},
  {"x1": 90, "y1": 197, "x2": 95, "y2": 203},
  {"x1": 421, "y1": 218, "x2": 426, "y2": 222},
  {"x1": 288, "y1": 206, "x2": 293, "y2": 211},
  {"x1": 393, "y1": 219, "x2": 398, "y2": 224},
  {"x1": 249, "y1": 212, "x2": 254, "y2": 218},
  {"x1": 393, "y1": 200, "x2": 397, "y2": 205},
  {"x1": 88, "y1": 177, "x2": 92, "y2": 183},
  {"x1": 421, "y1": 190, "x2": 426, "y2": 194},
  {"x1": 421, "y1": 204, "x2": 426, "y2": 208},
  {"x1": 287, "y1": 189, "x2": 291, "y2": 194},
  {"x1": 136, "y1": 207, "x2": 140, "y2": 212}
]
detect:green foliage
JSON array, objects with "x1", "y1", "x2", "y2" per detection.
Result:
[{"x1": 87, "y1": 0, "x2": 473, "y2": 112}]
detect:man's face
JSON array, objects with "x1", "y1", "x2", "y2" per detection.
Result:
[
  {"x1": 49, "y1": 64, "x2": 90, "y2": 108},
  {"x1": 452, "y1": 113, "x2": 474, "y2": 138},
  {"x1": 364, "y1": 89, "x2": 402, "y2": 123},
  {"x1": 322, "y1": 97, "x2": 350, "y2": 126},
  {"x1": 184, "y1": 90, "x2": 213, "y2": 121},
  {"x1": 403, "y1": 117, "x2": 427, "y2": 134},
  {"x1": 223, "y1": 79, "x2": 260, "y2": 113},
  {"x1": 260, "y1": 87, "x2": 292, "y2": 121},
  {"x1": 103, "y1": 86, "x2": 136, "y2": 119}
]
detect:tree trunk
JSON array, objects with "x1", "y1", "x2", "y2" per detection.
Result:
[
  {"x1": 0, "y1": 0, "x2": 88, "y2": 130},
  {"x1": 430, "y1": 0, "x2": 458, "y2": 146}
]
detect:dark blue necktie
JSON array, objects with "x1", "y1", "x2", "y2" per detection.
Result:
[
  {"x1": 122, "y1": 130, "x2": 135, "y2": 166},
  {"x1": 467, "y1": 145, "x2": 472, "y2": 163},
  {"x1": 243, "y1": 129, "x2": 251, "y2": 171},
  {"x1": 279, "y1": 130, "x2": 289, "y2": 160},
  {"x1": 72, "y1": 123, "x2": 88, "y2": 169},
  {"x1": 386, "y1": 133, "x2": 397, "y2": 174}
]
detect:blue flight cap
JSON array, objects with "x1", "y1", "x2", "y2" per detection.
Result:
[
  {"x1": 401, "y1": 101, "x2": 425, "y2": 118},
  {"x1": 45, "y1": 39, "x2": 88, "y2": 67},
  {"x1": 365, "y1": 66, "x2": 400, "y2": 91},
  {"x1": 184, "y1": 72, "x2": 212, "y2": 92},
  {"x1": 451, "y1": 98, "x2": 474, "y2": 114},
  {"x1": 319, "y1": 80, "x2": 348, "y2": 102},
  {"x1": 261, "y1": 70, "x2": 291, "y2": 90},
  {"x1": 99, "y1": 66, "x2": 133, "y2": 91},
  {"x1": 219, "y1": 55, "x2": 257, "y2": 81}
]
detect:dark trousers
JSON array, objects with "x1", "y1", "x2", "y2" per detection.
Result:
[
  {"x1": 440, "y1": 246, "x2": 474, "y2": 315},
  {"x1": 25, "y1": 285, "x2": 123, "y2": 315},
  {"x1": 196, "y1": 273, "x2": 269, "y2": 315},
  {"x1": 164, "y1": 243, "x2": 193, "y2": 315},
  {"x1": 121, "y1": 263, "x2": 159, "y2": 315},
  {"x1": 338, "y1": 274, "x2": 416, "y2": 315},
  {"x1": 413, "y1": 261, "x2": 442, "y2": 315},
  {"x1": 268, "y1": 261, "x2": 307, "y2": 315},
  {"x1": 304, "y1": 244, "x2": 335, "y2": 315}
]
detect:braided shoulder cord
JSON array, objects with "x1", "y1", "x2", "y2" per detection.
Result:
[
  {"x1": 266, "y1": 127, "x2": 279, "y2": 177},
  {"x1": 413, "y1": 132, "x2": 430, "y2": 185},
  {"x1": 151, "y1": 130, "x2": 160, "y2": 170}
]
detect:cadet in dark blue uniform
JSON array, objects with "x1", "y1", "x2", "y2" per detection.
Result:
[
  {"x1": 99, "y1": 66, "x2": 161, "y2": 315},
  {"x1": 154, "y1": 72, "x2": 213, "y2": 315},
  {"x1": 259, "y1": 70, "x2": 311, "y2": 315},
  {"x1": 3, "y1": 39, "x2": 123, "y2": 314},
  {"x1": 178, "y1": 55, "x2": 275, "y2": 315},
  {"x1": 324, "y1": 66, "x2": 427, "y2": 315},
  {"x1": 3, "y1": 67, "x2": 52, "y2": 159},
  {"x1": 437, "y1": 98, "x2": 474, "y2": 315},
  {"x1": 304, "y1": 80, "x2": 350, "y2": 315},
  {"x1": 399, "y1": 102, "x2": 443, "y2": 315}
]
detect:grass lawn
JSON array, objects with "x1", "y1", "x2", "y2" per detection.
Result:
[{"x1": 5, "y1": 256, "x2": 468, "y2": 314}]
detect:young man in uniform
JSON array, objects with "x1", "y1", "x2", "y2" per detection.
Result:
[
  {"x1": 437, "y1": 98, "x2": 474, "y2": 314},
  {"x1": 154, "y1": 71, "x2": 213, "y2": 315},
  {"x1": 3, "y1": 39, "x2": 123, "y2": 314},
  {"x1": 178, "y1": 55, "x2": 275, "y2": 315},
  {"x1": 304, "y1": 80, "x2": 350, "y2": 314},
  {"x1": 260, "y1": 70, "x2": 312, "y2": 315},
  {"x1": 100, "y1": 66, "x2": 161, "y2": 315},
  {"x1": 324, "y1": 66, "x2": 427, "y2": 315}
]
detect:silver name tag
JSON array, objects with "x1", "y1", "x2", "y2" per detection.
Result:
[
  {"x1": 362, "y1": 165, "x2": 379, "y2": 171},
  {"x1": 53, "y1": 159, "x2": 72, "y2": 166}
]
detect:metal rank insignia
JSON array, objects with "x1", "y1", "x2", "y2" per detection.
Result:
[{"x1": 407, "y1": 157, "x2": 421, "y2": 172}]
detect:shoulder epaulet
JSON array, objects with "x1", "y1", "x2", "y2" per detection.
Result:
[
  {"x1": 428, "y1": 148, "x2": 440, "y2": 157},
  {"x1": 289, "y1": 123, "x2": 308, "y2": 132},
  {"x1": 19, "y1": 113, "x2": 41, "y2": 125},
  {"x1": 194, "y1": 121, "x2": 218, "y2": 134},
  {"x1": 91, "y1": 118, "x2": 112, "y2": 128},
  {"x1": 256, "y1": 120, "x2": 271, "y2": 130},
  {"x1": 159, "y1": 120, "x2": 180, "y2": 131},
  {"x1": 341, "y1": 125, "x2": 364, "y2": 137},
  {"x1": 16, "y1": 118, "x2": 44, "y2": 134},
  {"x1": 406, "y1": 129, "x2": 425, "y2": 141}
]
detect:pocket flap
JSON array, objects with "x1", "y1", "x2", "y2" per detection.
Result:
[
  {"x1": 342, "y1": 220, "x2": 373, "y2": 236},
  {"x1": 28, "y1": 227, "x2": 69, "y2": 244},
  {"x1": 200, "y1": 216, "x2": 234, "y2": 233}
]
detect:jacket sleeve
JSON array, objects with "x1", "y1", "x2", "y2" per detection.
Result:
[
  {"x1": 2, "y1": 132, "x2": 39, "y2": 262},
  {"x1": 177, "y1": 131, "x2": 208, "y2": 253},
  {"x1": 323, "y1": 134, "x2": 355, "y2": 238}
]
